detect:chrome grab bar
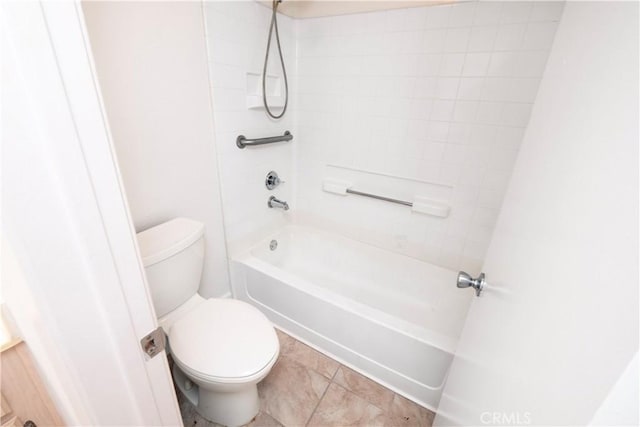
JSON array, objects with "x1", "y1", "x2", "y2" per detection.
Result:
[
  {"x1": 345, "y1": 189, "x2": 413, "y2": 207},
  {"x1": 236, "y1": 131, "x2": 293, "y2": 149}
]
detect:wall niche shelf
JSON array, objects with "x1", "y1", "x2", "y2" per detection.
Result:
[{"x1": 246, "y1": 72, "x2": 285, "y2": 110}]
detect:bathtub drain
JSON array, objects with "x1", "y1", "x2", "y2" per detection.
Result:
[{"x1": 270, "y1": 240, "x2": 278, "y2": 251}]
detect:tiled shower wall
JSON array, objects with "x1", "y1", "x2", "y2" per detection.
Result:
[
  {"x1": 204, "y1": 1, "x2": 296, "y2": 253},
  {"x1": 293, "y1": 2, "x2": 564, "y2": 272}
]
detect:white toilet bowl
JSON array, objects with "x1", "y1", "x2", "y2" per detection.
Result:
[
  {"x1": 165, "y1": 297, "x2": 279, "y2": 426},
  {"x1": 136, "y1": 218, "x2": 280, "y2": 427}
]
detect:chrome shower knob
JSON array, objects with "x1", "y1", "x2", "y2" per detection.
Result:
[{"x1": 265, "y1": 171, "x2": 283, "y2": 190}]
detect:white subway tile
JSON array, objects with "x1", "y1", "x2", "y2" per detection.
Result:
[
  {"x1": 448, "y1": 2, "x2": 477, "y2": 28},
  {"x1": 407, "y1": 119, "x2": 430, "y2": 141},
  {"x1": 473, "y1": 2, "x2": 502, "y2": 26},
  {"x1": 440, "y1": 53, "x2": 466, "y2": 76},
  {"x1": 530, "y1": 2, "x2": 565, "y2": 22},
  {"x1": 333, "y1": 14, "x2": 365, "y2": 36},
  {"x1": 386, "y1": 8, "x2": 409, "y2": 32},
  {"x1": 418, "y1": 54, "x2": 443, "y2": 76},
  {"x1": 213, "y1": 88, "x2": 246, "y2": 111},
  {"x1": 466, "y1": 225, "x2": 494, "y2": 245},
  {"x1": 387, "y1": 98, "x2": 414, "y2": 119},
  {"x1": 472, "y1": 207, "x2": 500, "y2": 228},
  {"x1": 500, "y1": 103, "x2": 533, "y2": 127},
  {"x1": 435, "y1": 78, "x2": 460, "y2": 99},
  {"x1": 483, "y1": 169, "x2": 512, "y2": 191},
  {"x1": 487, "y1": 52, "x2": 519, "y2": 77},
  {"x1": 477, "y1": 188, "x2": 506, "y2": 209},
  {"x1": 514, "y1": 52, "x2": 549, "y2": 77},
  {"x1": 415, "y1": 77, "x2": 437, "y2": 98},
  {"x1": 451, "y1": 185, "x2": 480, "y2": 205},
  {"x1": 468, "y1": 124, "x2": 498, "y2": 148},
  {"x1": 500, "y1": 2, "x2": 533, "y2": 24},
  {"x1": 475, "y1": 101, "x2": 504, "y2": 125},
  {"x1": 494, "y1": 126, "x2": 525, "y2": 150},
  {"x1": 494, "y1": 23, "x2": 527, "y2": 51},
  {"x1": 486, "y1": 148, "x2": 520, "y2": 171},
  {"x1": 423, "y1": 29, "x2": 447, "y2": 53},
  {"x1": 462, "y1": 240, "x2": 487, "y2": 259},
  {"x1": 438, "y1": 161, "x2": 462, "y2": 184},
  {"x1": 468, "y1": 26, "x2": 498, "y2": 52},
  {"x1": 481, "y1": 77, "x2": 510, "y2": 101},
  {"x1": 444, "y1": 28, "x2": 471, "y2": 52},
  {"x1": 210, "y1": 64, "x2": 244, "y2": 89},
  {"x1": 426, "y1": 120, "x2": 450, "y2": 141},
  {"x1": 422, "y1": 142, "x2": 446, "y2": 162},
  {"x1": 210, "y1": 39, "x2": 247, "y2": 66},
  {"x1": 522, "y1": 22, "x2": 558, "y2": 50},
  {"x1": 447, "y1": 123, "x2": 472, "y2": 144},
  {"x1": 445, "y1": 220, "x2": 471, "y2": 240},
  {"x1": 425, "y1": 4, "x2": 451, "y2": 29},
  {"x1": 453, "y1": 100, "x2": 479, "y2": 122},
  {"x1": 404, "y1": 7, "x2": 430, "y2": 31},
  {"x1": 457, "y1": 77, "x2": 485, "y2": 100},
  {"x1": 409, "y1": 99, "x2": 434, "y2": 120},
  {"x1": 365, "y1": 10, "x2": 392, "y2": 33},
  {"x1": 463, "y1": 52, "x2": 491, "y2": 77},
  {"x1": 431, "y1": 99, "x2": 456, "y2": 121},
  {"x1": 505, "y1": 78, "x2": 541, "y2": 103}
]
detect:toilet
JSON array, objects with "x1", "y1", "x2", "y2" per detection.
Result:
[{"x1": 136, "y1": 218, "x2": 279, "y2": 427}]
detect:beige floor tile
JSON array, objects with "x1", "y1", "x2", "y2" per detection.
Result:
[
  {"x1": 179, "y1": 398, "x2": 224, "y2": 427},
  {"x1": 285, "y1": 340, "x2": 340, "y2": 379},
  {"x1": 244, "y1": 411, "x2": 283, "y2": 427},
  {"x1": 333, "y1": 366, "x2": 395, "y2": 412},
  {"x1": 258, "y1": 356, "x2": 331, "y2": 426},
  {"x1": 385, "y1": 394, "x2": 435, "y2": 427},
  {"x1": 307, "y1": 383, "x2": 387, "y2": 427},
  {"x1": 275, "y1": 328, "x2": 296, "y2": 355}
]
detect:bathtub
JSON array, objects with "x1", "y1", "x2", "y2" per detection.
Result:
[{"x1": 231, "y1": 225, "x2": 472, "y2": 411}]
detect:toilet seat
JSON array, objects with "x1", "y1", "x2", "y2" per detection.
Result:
[{"x1": 169, "y1": 298, "x2": 279, "y2": 383}]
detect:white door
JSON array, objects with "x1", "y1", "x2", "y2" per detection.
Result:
[
  {"x1": 2, "y1": 2, "x2": 182, "y2": 425},
  {"x1": 435, "y1": 3, "x2": 638, "y2": 426}
]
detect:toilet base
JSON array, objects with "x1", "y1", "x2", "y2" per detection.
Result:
[
  {"x1": 173, "y1": 364, "x2": 260, "y2": 427},
  {"x1": 196, "y1": 384, "x2": 259, "y2": 427}
]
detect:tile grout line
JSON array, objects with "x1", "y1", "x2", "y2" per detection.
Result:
[{"x1": 304, "y1": 364, "x2": 342, "y2": 427}]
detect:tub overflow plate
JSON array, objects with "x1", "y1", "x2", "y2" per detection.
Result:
[{"x1": 270, "y1": 240, "x2": 278, "y2": 251}]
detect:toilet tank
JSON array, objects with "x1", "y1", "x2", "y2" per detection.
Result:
[{"x1": 136, "y1": 218, "x2": 205, "y2": 318}]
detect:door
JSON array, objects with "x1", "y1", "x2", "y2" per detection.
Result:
[
  {"x1": 2, "y1": 2, "x2": 182, "y2": 425},
  {"x1": 434, "y1": 3, "x2": 638, "y2": 426}
]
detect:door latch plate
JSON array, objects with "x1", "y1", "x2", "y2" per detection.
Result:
[{"x1": 140, "y1": 327, "x2": 166, "y2": 359}]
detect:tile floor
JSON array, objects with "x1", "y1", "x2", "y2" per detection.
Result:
[{"x1": 177, "y1": 329, "x2": 435, "y2": 427}]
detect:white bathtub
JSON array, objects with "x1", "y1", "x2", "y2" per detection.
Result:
[{"x1": 231, "y1": 225, "x2": 472, "y2": 411}]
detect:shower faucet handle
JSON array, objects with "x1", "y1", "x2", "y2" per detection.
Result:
[
  {"x1": 457, "y1": 271, "x2": 486, "y2": 297},
  {"x1": 265, "y1": 171, "x2": 284, "y2": 190}
]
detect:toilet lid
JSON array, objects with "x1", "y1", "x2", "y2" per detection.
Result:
[{"x1": 169, "y1": 299, "x2": 279, "y2": 380}]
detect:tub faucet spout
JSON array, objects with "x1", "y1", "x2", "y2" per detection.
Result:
[{"x1": 268, "y1": 196, "x2": 289, "y2": 210}]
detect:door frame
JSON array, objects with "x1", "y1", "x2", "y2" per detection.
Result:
[{"x1": 2, "y1": 1, "x2": 182, "y2": 425}]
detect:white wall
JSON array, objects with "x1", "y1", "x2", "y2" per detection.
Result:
[
  {"x1": 82, "y1": 1, "x2": 230, "y2": 298},
  {"x1": 203, "y1": 1, "x2": 297, "y2": 254},
  {"x1": 294, "y1": 2, "x2": 563, "y2": 273},
  {"x1": 435, "y1": 1, "x2": 638, "y2": 425}
]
